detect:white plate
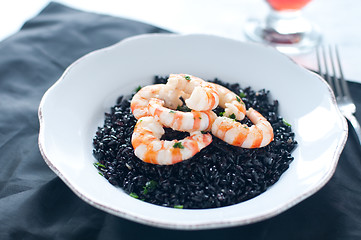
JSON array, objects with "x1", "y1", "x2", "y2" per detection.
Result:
[{"x1": 38, "y1": 33, "x2": 347, "y2": 229}]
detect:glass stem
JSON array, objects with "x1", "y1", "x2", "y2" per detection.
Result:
[{"x1": 263, "y1": 10, "x2": 312, "y2": 44}]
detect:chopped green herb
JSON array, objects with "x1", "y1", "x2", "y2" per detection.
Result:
[
  {"x1": 184, "y1": 75, "x2": 191, "y2": 80},
  {"x1": 169, "y1": 110, "x2": 175, "y2": 113},
  {"x1": 130, "y1": 192, "x2": 139, "y2": 199},
  {"x1": 93, "y1": 162, "x2": 106, "y2": 168},
  {"x1": 174, "y1": 205, "x2": 184, "y2": 209},
  {"x1": 229, "y1": 113, "x2": 236, "y2": 119},
  {"x1": 143, "y1": 180, "x2": 157, "y2": 195},
  {"x1": 135, "y1": 85, "x2": 142, "y2": 92},
  {"x1": 236, "y1": 96, "x2": 241, "y2": 102},
  {"x1": 98, "y1": 172, "x2": 104, "y2": 176},
  {"x1": 283, "y1": 118, "x2": 292, "y2": 127},
  {"x1": 146, "y1": 180, "x2": 157, "y2": 188},
  {"x1": 173, "y1": 142, "x2": 184, "y2": 149},
  {"x1": 239, "y1": 92, "x2": 246, "y2": 98},
  {"x1": 219, "y1": 111, "x2": 225, "y2": 116}
]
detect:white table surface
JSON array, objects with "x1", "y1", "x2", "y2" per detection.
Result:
[{"x1": 1, "y1": 0, "x2": 360, "y2": 82}]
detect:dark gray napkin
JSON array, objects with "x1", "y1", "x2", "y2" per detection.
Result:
[{"x1": 0, "y1": 2, "x2": 360, "y2": 240}]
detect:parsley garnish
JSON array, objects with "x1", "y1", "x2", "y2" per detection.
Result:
[
  {"x1": 130, "y1": 192, "x2": 139, "y2": 199},
  {"x1": 143, "y1": 180, "x2": 157, "y2": 195},
  {"x1": 174, "y1": 205, "x2": 184, "y2": 209},
  {"x1": 173, "y1": 142, "x2": 184, "y2": 149},
  {"x1": 239, "y1": 92, "x2": 246, "y2": 98},
  {"x1": 184, "y1": 75, "x2": 191, "y2": 80},
  {"x1": 169, "y1": 110, "x2": 175, "y2": 113},
  {"x1": 229, "y1": 113, "x2": 236, "y2": 119},
  {"x1": 219, "y1": 111, "x2": 225, "y2": 116},
  {"x1": 93, "y1": 162, "x2": 106, "y2": 168},
  {"x1": 135, "y1": 85, "x2": 142, "y2": 92},
  {"x1": 283, "y1": 118, "x2": 292, "y2": 127},
  {"x1": 236, "y1": 96, "x2": 241, "y2": 102}
]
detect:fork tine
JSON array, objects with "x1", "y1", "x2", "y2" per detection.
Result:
[
  {"x1": 329, "y1": 46, "x2": 343, "y2": 98},
  {"x1": 319, "y1": 46, "x2": 333, "y2": 90},
  {"x1": 316, "y1": 46, "x2": 322, "y2": 74},
  {"x1": 335, "y1": 46, "x2": 353, "y2": 100},
  {"x1": 335, "y1": 46, "x2": 345, "y2": 80}
]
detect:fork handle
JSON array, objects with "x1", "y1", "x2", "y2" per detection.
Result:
[{"x1": 344, "y1": 113, "x2": 361, "y2": 145}]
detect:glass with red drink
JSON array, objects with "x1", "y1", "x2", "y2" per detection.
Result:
[
  {"x1": 244, "y1": 0, "x2": 321, "y2": 54},
  {"x1": 267, "y1": 0, "x2": 311, "y2": 11}
]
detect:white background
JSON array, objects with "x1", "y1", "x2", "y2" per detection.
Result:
[{"x1": 1, "y1": 0, "x2": 360, "y2": 81}]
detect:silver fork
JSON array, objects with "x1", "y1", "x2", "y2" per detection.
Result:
[{"x1": 316, "y1": 45, "x2": 361, "y2": 144}]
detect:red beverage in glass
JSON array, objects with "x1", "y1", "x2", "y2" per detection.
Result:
[
  {"x1": 266, "y1": 0, "x2": 311, "y2": 11},
  {"x1": 244, "y1": 0, "x2": 321, "y2": 54}
]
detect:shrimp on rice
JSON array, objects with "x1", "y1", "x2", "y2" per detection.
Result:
[{"x1": 131, "y1": 116, "x2": 213, "y2": 165}]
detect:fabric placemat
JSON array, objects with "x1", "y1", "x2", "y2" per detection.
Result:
[{"x1": 0, "y1": 2, "x2": 360, "y2": 239}]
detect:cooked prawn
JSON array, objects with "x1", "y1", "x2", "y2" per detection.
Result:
[
  {"x1": 210, "y1": 83, "x2": 246, "y2": 121},
  {"x1": 211, "y1": 108, "x2": 273, "y2": 148},
  {"x1": 166, "y1": 74, "x2": 219, "y2": 111},
  {"x1": 148, "y1": 98, "x2": 217, "y2": 132},
  {"x1": 131, "y1": 116, "x2": 212, "y2": 165},
  {"x1": 130, "y1": 84, "x2": 183, "y2": 119}
]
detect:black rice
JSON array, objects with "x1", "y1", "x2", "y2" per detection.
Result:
[{"x1": 92, "y1": 76, "x2": 297, "y2": 209}]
